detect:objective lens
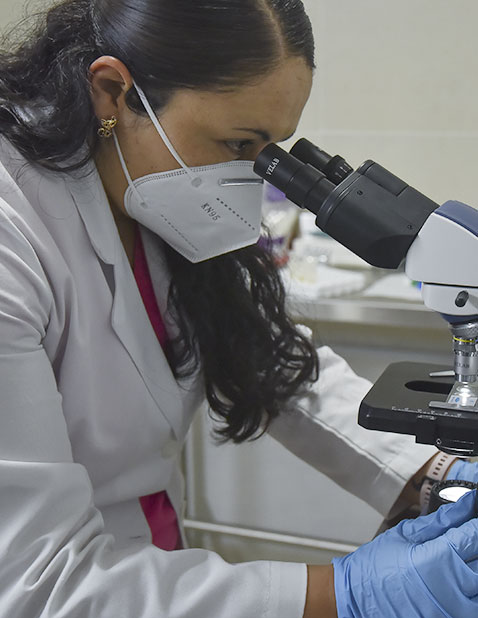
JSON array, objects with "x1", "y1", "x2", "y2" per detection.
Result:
[{"x1": 290, "y1": 138, "x2": 353, "y2": 185}]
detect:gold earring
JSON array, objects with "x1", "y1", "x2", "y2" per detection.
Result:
[{"x1": 97, "y1": 116, "x2": 118, "y2": 138}]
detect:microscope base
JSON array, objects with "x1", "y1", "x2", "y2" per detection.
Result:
[{"x1": 359, "y1": 362, "x2": 478, "y2": 456}]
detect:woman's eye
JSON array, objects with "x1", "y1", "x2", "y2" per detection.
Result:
[{"x1": 225, "y1": 140, "x2": 253, "y2": 155}]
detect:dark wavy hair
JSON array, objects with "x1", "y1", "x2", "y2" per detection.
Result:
[{"x1": 0, "y1": 0, "x2": 318, "y2": 442}]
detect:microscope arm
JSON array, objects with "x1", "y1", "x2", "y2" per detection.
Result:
[{"x1": 405, "y1": 200, "x2": 478, "y2": 318}]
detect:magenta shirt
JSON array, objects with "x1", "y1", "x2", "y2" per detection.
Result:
[{"x1": 133, "y1": 226, "x2": 181, "y2": 551}]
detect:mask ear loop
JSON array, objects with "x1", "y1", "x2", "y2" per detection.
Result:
[
  {"x1": 133, "y1": 80, "x2": 202, "y2": 187},
  {"x1": 112, "y1": 129, "x2": 148, "y2": 207}
]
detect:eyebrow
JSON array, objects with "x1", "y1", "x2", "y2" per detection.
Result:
[{"x1": 232, "y1": 127, "x2": 295, "y2": 143}]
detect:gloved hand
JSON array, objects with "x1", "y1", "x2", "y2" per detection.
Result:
[
  {"x1": 333, "y1": 490, "x2": 478, "y2": 618},
  {"x1": 447, "y1": 458, "x2": 478, "y2": 484}
]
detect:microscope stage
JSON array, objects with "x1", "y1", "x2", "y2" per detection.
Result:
[{"x1": 359, "y1": 362, "x2": 478, "y2": 456}]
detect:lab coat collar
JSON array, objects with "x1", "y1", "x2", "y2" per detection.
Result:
[{"x1": 67, "y1": 161, "x2": 117, "y2": 265}]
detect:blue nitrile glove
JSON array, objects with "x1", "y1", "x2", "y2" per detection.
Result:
[
  {"x1": 333, "y1": 491, "x2": 478, "y2": 618},
  {"x1": 447, "y1": 458, "x2": 478, "y2": 484}
]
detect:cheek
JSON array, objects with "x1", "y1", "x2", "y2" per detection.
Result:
[
  {"x1": 124, "y1": 116, "x2": 231, "y2": 170},
  {"x1": 176, "y1": 139, "x2": 234, "y2": 167},
  {"x1": 125, "y1": 128, "x2": 182, "y2": 176}
]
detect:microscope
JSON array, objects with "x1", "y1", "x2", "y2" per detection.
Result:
[{"x1": 254, "y1": 139, "x2": 478, "y2": 457}]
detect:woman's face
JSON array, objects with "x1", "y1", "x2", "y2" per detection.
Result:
[{"x1": 93, "y1": 55, "x2": 313, "y2": 215}]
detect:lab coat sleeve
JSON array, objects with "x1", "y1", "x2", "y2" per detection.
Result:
[
  {"x1": 268, "y1": 343, "x2": 438, "y2": 517},
  {"x1": 0, "y1": 208, "x2": 308, "y2": 616}
]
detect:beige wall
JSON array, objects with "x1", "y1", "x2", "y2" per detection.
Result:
[
  {"x1": 300, "y1": 0, "x2": 478, "y2": 206},
  {"x1": 0, "y1": 0, "x2": 37, "y2": 29}
]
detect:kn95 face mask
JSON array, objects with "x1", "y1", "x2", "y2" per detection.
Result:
[{"x1": 112, "y1": 81, "x2": 264, "y2": 263}]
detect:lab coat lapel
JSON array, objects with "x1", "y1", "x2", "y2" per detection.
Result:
[
  {"x1": 140, "y1": 226, "x2": 204, "y2": 438},
  {"x1": 68, "y1": 167, "x2": 186, "y2": 440},
  {"x1": 111, "y1": 245, "x2": 187, "y2": 440},
  {"x1": 139, "y1": 227, "x2": 179, "y2": 341}
]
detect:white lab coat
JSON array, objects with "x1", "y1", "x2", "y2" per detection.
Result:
[{"x1": 0, "y1": 137, "x2": 436, "y2": 617}]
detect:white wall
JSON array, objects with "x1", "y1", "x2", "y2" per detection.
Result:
[
  {"x1": 0, "y1": 0, "x2": 23, "y2": 27},
  {"x1": 299, "y1": 0, "x2": 478, "y2": 206},
  {"x1": 0, "y1": 0, "x2": 44, "y2": 29}
]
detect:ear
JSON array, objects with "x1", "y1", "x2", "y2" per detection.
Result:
[{"x1": 89, "y1": 56, "x2": 134, "y2": 120}]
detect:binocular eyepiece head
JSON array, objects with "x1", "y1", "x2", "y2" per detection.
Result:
[{"x1": 253, "y1": 136, "x2": 439, "y2": 270}]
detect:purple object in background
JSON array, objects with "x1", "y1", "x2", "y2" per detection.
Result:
[
  {"x1": 265, "y1": 182, "x2": 287, "y2": 202},
  {"x1": 261, "y1": 183, "x2": 298, "y2": 266}
]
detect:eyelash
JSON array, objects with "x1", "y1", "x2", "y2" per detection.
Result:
[{"x1": 225, "y1": 140, "x2": 254, "y2": 155}]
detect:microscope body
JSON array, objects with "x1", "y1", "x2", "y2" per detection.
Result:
[
  {"x1": 406, "y1": 200, "x2": 478, "y2": 321},
  {"x1": 254, "y1": 140, "x2": 478, "y2": 455},
  {"x1": 405, "y1": 200, "x2": 478, "y2": 421}
]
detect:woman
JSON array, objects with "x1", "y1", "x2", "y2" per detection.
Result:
[{"x1": 0, "y1": 1, "x2": 477, "y2": 616}]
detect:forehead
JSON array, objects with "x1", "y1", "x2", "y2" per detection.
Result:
[{"x1": 167, "y1": 57, "x2": 313, "y2": 142}]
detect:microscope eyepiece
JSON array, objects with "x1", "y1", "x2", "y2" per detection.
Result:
[
  {"x1": 253, "y1": 143, "x2": 336, "y2": 216},
  {"x1": 290, "y1": 138, "x2": 353, "y2": 186},
  {"x1": 253, "y1": 143, "x2": 303, "y2": 195}
]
